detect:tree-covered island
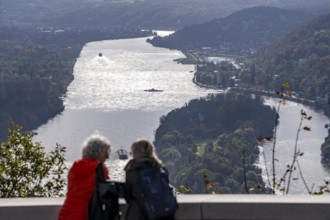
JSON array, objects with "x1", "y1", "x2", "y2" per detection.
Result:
[{"x1": 154, "y1": 92, "x2": 276, "y2": 193}]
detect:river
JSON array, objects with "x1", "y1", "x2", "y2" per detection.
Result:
[
  {"x1": 258, "y1": 99, "x2": 330, "y2": 194},
  {"x1": 34, "y1": 33, "x2": 330, "y2": 192},
  {"x1": 34, "y1": 32, "x2": 212, "y2": 181}
]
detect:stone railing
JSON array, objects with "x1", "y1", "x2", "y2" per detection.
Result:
[{"x1": 0, "y1": 195, "x2": 330, "y2": 220}]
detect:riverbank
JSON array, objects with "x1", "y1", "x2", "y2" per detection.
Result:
[
  {"x1": 174, "y1": 51, "x2": 199, "y2": 64},
  {"x1": 192, "y1": 72, "x2": 220, "y2": 90}
]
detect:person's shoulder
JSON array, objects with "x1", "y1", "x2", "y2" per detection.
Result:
[
  {"x1": 69, "y1": 158, "x2": 99, "y2": 177},
  {"x1": 124, "y1": 159, "x2": 136, "y2": 171},
  {"x1": 124, "y1": 158, "x2": 154, "y2": 171},
  {"x1": 72, "y1": 158, "x2": 99, "y2": 169}
]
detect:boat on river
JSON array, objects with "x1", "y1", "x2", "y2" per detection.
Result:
[
  {"x1": 117, "y1": 148, "x2": 128, "y2": 160},
  {"x1": 144, "y1": 88, "x2": 163, "y2": 92}
]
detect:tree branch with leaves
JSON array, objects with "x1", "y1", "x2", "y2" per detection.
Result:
[{"x1": 0, "y1": 120, "x2": 67, "y2": 197}]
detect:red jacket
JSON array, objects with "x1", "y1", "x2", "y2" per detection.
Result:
[{"x1": 58, "y1": 158, "x2": 109, "y2": 220}]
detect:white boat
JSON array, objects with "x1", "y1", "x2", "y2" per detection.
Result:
[{"x1": 117, "y1": 148, "x2": 128, "y2": 160}]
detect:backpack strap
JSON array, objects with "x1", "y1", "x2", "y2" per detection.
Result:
[
  {"x1": 160, "y1": 166, "x2": 170, "y2": 182},
  {"x1": 161, "y1": 166, "x2": 169, "y2": 175},
  {"x1": 88, "y1": 163, "x2": 105, "y2": 220},
  {"x1": 96, "y1": 163, "x2": 106, "y2": 183},
  {"x1": 94, "y1": 163, "x2": 122, "y2": 220}
]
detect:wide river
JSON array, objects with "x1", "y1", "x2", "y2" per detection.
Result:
[{"x1": 34, "y1": 33, "x2": 330, "y2": 193}]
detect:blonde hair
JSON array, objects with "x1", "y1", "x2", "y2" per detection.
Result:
[{"x1": 131, "y1": 139, "x2": 162, "y2": 166}]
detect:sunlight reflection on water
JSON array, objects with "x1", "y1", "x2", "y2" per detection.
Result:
[
  {"x1": 35, "y1": 36, "x2": 217, "y2": 180},
  {"x1": 64, "y1": 37, "x2": 211, "y2": 111}
]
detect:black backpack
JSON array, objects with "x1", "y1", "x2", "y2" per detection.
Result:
[
  {"x1": 139, "y1": 166, "x2": 178, "y2": 220},
  {"x1": 88, "y1": 163, "x2": 124, "y2": 220}
]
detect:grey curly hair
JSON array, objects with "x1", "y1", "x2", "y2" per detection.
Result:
[{"x1": 81, "y1": 134, "x2": 111, "y2": 160}]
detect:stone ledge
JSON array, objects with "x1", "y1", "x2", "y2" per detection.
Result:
[{"x1": 0, "y1": 195, "x2": 329, "y2": 220}]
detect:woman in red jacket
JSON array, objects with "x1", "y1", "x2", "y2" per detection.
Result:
[{"x1": 58, "y1": 134, "x2": 111, "y2": 220}]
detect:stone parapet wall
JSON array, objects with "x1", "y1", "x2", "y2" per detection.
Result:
[{"x1": 0, "y1": 195, "x2": 329, "y2": 220}]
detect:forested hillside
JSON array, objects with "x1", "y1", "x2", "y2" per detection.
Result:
[
  {"x1": 154, "y1": 92, "x2": 275, "y2": 193},
  {"x1": 246, "y1": 13, "x2": 330, "y2": 100},
  {"x1": 2, "y1": 0, "x2": 329, "y2": 30},
  {"x1": 0, "y1": 39, "x2": 79, "y2": 141},
  {"x1": 149, "y1": 7, "x2": 314, "y2": 53}
]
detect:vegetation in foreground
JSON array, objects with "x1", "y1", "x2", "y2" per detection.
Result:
[{"x1": 0, "y1": 121, "x2": 67, "y2": 197}]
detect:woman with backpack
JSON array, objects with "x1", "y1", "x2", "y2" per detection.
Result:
[
  {"x1": 124, "y1": 139, "x2": 177, "y2": 220},
  {"x1": 58, "y1": 134, "x2": 111, "y2": 220}
]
